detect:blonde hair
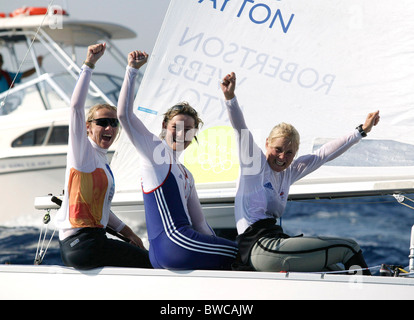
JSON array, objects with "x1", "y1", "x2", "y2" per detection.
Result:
[
  {"x1": 159, "y1": 102, "x2": 203, "y2": 141},
  {"x1": 86, "y1": 104, "x2": 119, "y2": 138},
  {"x1": 86, "y1": 104, "x2": 117, "y2": 123},
  {"x1": 268, "y1": 122, "x2": 300, "y2": 152}
]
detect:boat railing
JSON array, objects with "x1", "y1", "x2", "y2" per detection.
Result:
[
  {"x1": 0, "y1": 73, "x2": 69, "y2": 115},
  {"x1": 37, "y1": 28, "x2": 139, "y2": 100},
  {"x1": 0, "y1": 71, "x2": 129, "y2": 116}
]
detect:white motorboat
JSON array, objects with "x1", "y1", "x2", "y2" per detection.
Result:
[{"x1": 0, "y1": 6, "x2": 140, "y2": 225}]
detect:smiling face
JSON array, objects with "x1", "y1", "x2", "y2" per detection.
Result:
[
  {"x1": 86, "y1": 107, "x2": 119, "y2": 149},
  {"x1": 160, "y1": 102, "x2": 203, "y2": 152},
  {"x1": 265, "y1": 137, "x2": 297, "y2": 172},
  {"x1": 265, "y1": 122, "x2": 300, "y2": 173},
  {"x1": 163, "y1": 114, "x2": 196, "y2": 151}
]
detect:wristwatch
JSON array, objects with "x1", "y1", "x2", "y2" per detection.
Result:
[{"x1": 356, "y1": 124, "x2": 367, "y2": 137}]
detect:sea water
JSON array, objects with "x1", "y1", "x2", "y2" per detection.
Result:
[{"x1": 1, "y1": 195, "x2": 413, "y2": 273}]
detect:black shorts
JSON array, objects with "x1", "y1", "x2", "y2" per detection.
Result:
[{"x1": 59, "y1": 228, "x2": 152, "y2": 270}]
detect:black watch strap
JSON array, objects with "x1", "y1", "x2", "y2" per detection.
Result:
[{"x1": 356, "y1": 124, "x2": 367, "y2": 137}]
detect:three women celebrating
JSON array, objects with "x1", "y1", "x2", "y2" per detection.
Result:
[{"x1": 58, "y1": 43, "x2": 380, "y2": 273}]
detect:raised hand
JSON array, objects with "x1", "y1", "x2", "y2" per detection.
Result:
[
  {"x1": 85, "y1": 43, "x2": 106, "y2": 66},
  {"x1": 221, "y1": 72, "x2": 236, "y2": 100},
  {"x1": 362, "y1": 110, "x2": 380, "y2": 133}
]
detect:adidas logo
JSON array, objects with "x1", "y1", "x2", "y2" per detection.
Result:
[{"x1": 264, "y1": 182, "x2": 274, "y2": 190}]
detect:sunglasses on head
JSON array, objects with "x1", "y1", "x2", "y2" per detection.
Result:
[
  {"x1": 89, "y1": 118, "x2": 119, "y2": 128},
  {"x1": 170, "y1": 104, "x2": 198, "y2": 114}
]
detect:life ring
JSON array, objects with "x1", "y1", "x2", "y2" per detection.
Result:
[
  {"x1": 10, "y1": 7, "x2": 48, "y2": 17},
  {"x1": 0, "y1": 13, "x2": 7, "y2": 18},
  {"x1": 9, "y1": 7, "x2": 67, "y2": 18}
]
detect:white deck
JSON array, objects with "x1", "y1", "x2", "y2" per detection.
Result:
[{"x1": 1, "y1": 265, "x2": 413, "y2": 300}]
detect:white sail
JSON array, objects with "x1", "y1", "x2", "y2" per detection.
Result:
[{"x1": 111, "y1": 0, "x2": 414, "y2": 199}]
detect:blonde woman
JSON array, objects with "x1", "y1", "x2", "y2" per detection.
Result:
[
  {"x1": 56, "y1": 43, "x2": 151, "y2": 270},
  {"x1": 221, "y1": 72, "x2": 380, "y2": 275}
]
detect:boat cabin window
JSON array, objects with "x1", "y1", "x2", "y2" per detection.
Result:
[
  {"x1": 47, "y1": 125, "x2": 69, "y2": 145},
  {"x1": 12, "y1": 125, "x2": 69, "y2": 148},
  {"x1": 12, "y1": 128, "x2": 48, "y2": 147}
]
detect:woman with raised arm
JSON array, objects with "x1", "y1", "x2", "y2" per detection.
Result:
[
  {"x1": 118, "y1": 51, "x2": 238, "y2": 270},
  {"x1": 56, "y1": 43, "x2": 151, "y2": 270},
  {"x1": 221, "y1": 72, "x2": 380, "y2": 275}
]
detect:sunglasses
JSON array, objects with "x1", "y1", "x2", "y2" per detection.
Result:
[
  {"x1": 89, "y1": 118, "x2": 120, "y2": 128},
  {"x1": 170, "y1": 104, "x2": 198, "y2": 114}
]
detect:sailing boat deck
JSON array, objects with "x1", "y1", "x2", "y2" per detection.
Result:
[{"x1": 1, "y1": 264, "x2": 414, "y2": 300}]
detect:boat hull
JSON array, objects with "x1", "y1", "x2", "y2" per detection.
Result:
[
  {"x1": 0, "y1": 264, "x2": 413, "y2": 300},
  {"x1": 0, "y1": 154, "x2": 66, "y2": 225},
  {"x1": 0, "y1": 151, "x2": 115, "y2": 226}
]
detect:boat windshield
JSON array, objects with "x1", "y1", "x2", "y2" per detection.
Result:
[{"x1": 0, "y1": 72, "x2": 130, "y2": 116}]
